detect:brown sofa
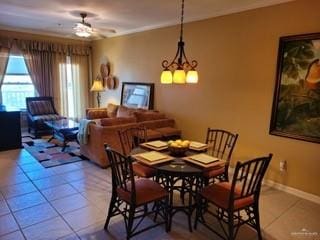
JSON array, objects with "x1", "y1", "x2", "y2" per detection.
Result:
[{"x1": 80, "y1": 104, "x2": 181, "y2": 167}]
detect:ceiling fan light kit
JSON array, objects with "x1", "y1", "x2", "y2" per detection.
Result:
[
  {"x1": 160, "y1": 0, "x2": 198, "y2": 84},
  {"x1": 73, "y1": 13, "x2": 93, "y2": 38}
]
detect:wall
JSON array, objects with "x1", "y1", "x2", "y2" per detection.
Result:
[{"x1": 92, "y1": 0, "x2": 320, "y2": 196}]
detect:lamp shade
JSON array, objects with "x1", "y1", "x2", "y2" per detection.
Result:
[
  {"x1": 161, "y1": 70, "x2": 173, "y2": 84},
  {"x1": 90, "y1": 80, "x2": 104, "y2": 92},
  {"x1": 173, "y1": 69, "x2": 186, "y2": 84},
  {"x1": 186, "y1": 70, "x2": 198, "y2": 84}
]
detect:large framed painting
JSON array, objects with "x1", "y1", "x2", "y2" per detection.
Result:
[
  {"x1": 270, "y1": 33, "x2": 320, "y2": 144},
  {"x1": 120, "y1": 82, "x2": 154, "y2": 110}
]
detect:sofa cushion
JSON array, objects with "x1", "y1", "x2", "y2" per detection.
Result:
[
  {"x1": 146, "y1": 129, "x2": 162, "y2": 140},
  {"x1": 100, "y1": 117, "x2": 136, "y2": 126},
  {"x1": 155, "y1": 127, "x2": 181, "y2": 137},
  {"x1": 134, "y1": 112, "x2": 166, "y2": 122},
  {"x1": 28, "y1": 100, "x2": 55, "y2": 115},
  {"x1": 87, "y1": 109, "x2": 109, "y2": 120},
  {"x1": 107, "y1": 103, "x2": 119, "y2": 118}
]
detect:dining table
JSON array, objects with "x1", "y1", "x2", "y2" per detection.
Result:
[{"x1": 130, "y1": 141, "x2": 225, "y2": 232}]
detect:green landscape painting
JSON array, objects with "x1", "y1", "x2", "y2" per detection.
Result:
[{"x1": 270, "y1": 33, "x2": 320, "y2": 143}]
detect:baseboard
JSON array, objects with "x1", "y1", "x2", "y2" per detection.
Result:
[
  {"x1": 228, "y1": 167, "x2": 320, "y2": 205},
  {"x1": 262, "y1": 179, "x2": 320, "y2": 205}
]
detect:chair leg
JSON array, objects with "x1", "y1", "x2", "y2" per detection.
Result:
[
  {"x1": 254, "y1": 204, "x2": 263, "y2": 240},
  {"x1": 227, "y1": 211, "x2": 234, "y2": 240},
  {"x1": 104, "y1": 196, "x2": 116, "y2": 230},
  {"x1": 126, "y1": 205, "x2": 135, "y2": 240},
  {"x1": 164, "y1": 196, "x2": 170, "y2": 232}
]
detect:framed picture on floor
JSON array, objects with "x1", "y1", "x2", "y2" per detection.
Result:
[
  {"x1": 270, "y1": 32, "x2": 320, "y2": 144},
  {"x1": 120, "y1": 82, "x2": 154, "y2": 109}
]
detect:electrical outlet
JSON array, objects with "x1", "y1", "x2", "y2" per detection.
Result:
[{"x1": 280, "y1": 160, "x2": 287, "y2": 172}]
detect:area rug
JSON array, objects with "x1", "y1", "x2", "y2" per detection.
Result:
[{"x1": 22, "y1": 133, "x2": 87, "y2": 168}]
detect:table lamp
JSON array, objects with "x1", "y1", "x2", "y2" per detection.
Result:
[{"x1": 90, "y1": 78, "x2": 104, "y2": 107}]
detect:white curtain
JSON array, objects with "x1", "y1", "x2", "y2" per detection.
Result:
[{"x1": 54, "y1": 54, "x2": 90, "y2": 121}]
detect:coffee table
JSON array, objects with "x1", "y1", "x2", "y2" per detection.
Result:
[{"x1": 45, "y1": 119, "x2": 79, "y2": 152}]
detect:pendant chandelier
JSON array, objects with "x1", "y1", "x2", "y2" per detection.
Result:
[{"x1": 161, "y1": 0, "x2": 198, "y2": 84}]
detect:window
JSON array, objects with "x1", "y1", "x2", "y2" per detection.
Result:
[{"x1": 1, "y1": 55, "x2": 36, "y2": 110}]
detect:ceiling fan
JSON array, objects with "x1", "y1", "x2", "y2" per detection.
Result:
[{"x1": 73, "y1": 12, "x2": 116, "y2": 38}]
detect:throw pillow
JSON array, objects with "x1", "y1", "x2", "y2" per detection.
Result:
[
  {"x1": 107, "y1": 103, "x2": 119, "y2": 118},
  {"x1": 116, "y1": 105, "x2": 136, "y2": 118}
]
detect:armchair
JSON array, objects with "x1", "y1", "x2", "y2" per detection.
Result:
[{"x1": 26, "y1": 97, "x2": 64, "y2": 138}]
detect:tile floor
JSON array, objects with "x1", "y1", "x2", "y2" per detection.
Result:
[{"x1": 0, "y1": 148, "x2": 319, "y2": 240}]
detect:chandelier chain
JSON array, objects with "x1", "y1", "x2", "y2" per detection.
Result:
[{"x1": 180, "y1": 0, "x2": 184, "y2": 41}]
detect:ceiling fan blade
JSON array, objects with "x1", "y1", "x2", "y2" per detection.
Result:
[{"x1": 91, "y1": 31, "x2": 108, "y2": 39}]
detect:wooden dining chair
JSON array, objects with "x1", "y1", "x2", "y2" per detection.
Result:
[
  {"x1": 104, "y1": 145, "x2": 169, "y2": 239},
  {"x1": 118, "y1": 126, "x2": 156, "y2": 178},
  {"x1": 204, "y1": 128, "x2": 238, "y2": 183},
  {"x1": 194, "y1": 154, "x2": 273, "y2": 240}
]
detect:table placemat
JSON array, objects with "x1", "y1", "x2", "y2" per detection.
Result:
[
  {"x1": 132, "y1": 152, "x2": 174, "y2": 166},
  {"x1": 189, "y1": 141, "x2": 208, "y2": 151},
  {"x1": 140, "y1": 141, "x2": 168, "y2": 151},
  {"x1": 183, "y1": 154, "x2": 225, "y2": 168}
]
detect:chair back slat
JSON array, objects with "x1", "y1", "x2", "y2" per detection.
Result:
[
  {"x1": 105, "y1": 146, "x2": 136, "y2": 201},
  {"x1": 205, "y1": 128, "x2": 238, "y2": 162},
  {"x1": 230, "y1": 154, "x2": 272, "y2": 204},
  {"x1": 119, "y1": 127, "x2": 147, "y2": 156}
]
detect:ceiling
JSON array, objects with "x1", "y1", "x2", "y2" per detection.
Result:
[{"x1": 0, "y1": 0, "x2": 293, "y2": 40}]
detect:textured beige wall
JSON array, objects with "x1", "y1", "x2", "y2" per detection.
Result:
[{"x1": 92, "y1": 0, "x2": 320, "y2": 196}]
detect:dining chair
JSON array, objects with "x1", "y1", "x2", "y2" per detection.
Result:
[
  {"x1": 204, "y1": 128, "x2": 239, "y2": 183},
  {"x1": 104, "y1": 145, "x2": 169, "y2": 239},
  {"x1": 118, "y1": 126, "x2": 156, "y2": 178},
  {"x1": 194, "y1": 154, "x2": 273, "y2": 240}
]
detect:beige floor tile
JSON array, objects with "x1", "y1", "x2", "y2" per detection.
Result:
[
  {"x1": 16, "y1": 156, "x2": 38, "y2": 166},
  {"x1": 13, "y1": 202, "x2": 58, "y2": 228},
  {"x1": 58, "y1": 233, "x2": 81, "y2": 240},
  {"x1": 0, "y1": 181, "x2": 38, "y2": 199},
  {"x1": 0, "y1": 214, "x2": 19, "y2": 237},
  {"x1": 0, "y1": 230, "x2": 25, "y2": 240},
  {"x1": 0, "y1": 172, "x2": 30, "y2": 187},
  {"x1": 52, "y1": 164, "x2": 81, "y2": 174},
  {"x1": 19, "y1": 162, "x2": 44, "y2": 173},
  {"x1": 0, "y1": 200, "x2": 10, "y2": 216},
  {"x1": 7, "y1": 191, "x2": 46, "y2": 212},
  {"x1": 60, "y1": 170, "x2": 90, "y2": 182},
  {"x1": 63, "y1": 205, "x2": 106, "y2": 231},
  {"x1": 259, "y1": 186, "x2": 300, "y2": 223},
  {"x1": 41, "y1": 183, "x2": 78, "y2": 201},
  {"x1": 25, "y1": 168, "x2": 57, "y2": 180},
  {"x1": 77, "y1": 220, "x2": 117, "y2": 240},
  {"x1": 69, "y1": 178, "x2": 109, "y2": 193},
  {"x1": 74, "y1": 160, "x2": 97, "y2": 169},
  {"x1": 33, "y1": 175, "x2": 67, "y2": 190},
  {"x1": 51, "y1": 193, "x2": 90, "y2": 214},
  {"x1": 22, "y1": 216, "x2": 73, "y2": 240},
  {"x1": 265, "y1": 199, "x2": 320, "y2": 240}
]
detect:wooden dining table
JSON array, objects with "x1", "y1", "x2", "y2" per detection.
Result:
[{"x1": 130, "y1": 144, "x2": 225, "y2": 232}]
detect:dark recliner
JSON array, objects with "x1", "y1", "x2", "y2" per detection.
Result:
[{"x1": 26, "y1": 97, "x2": 64, "y2": 138}]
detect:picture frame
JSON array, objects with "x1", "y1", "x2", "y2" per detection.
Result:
[
  {"x1": 270, "y1": 32, "x2": 320, "y2": 144},
  {"x1": 120, "y1": 82, "x2": 154, "y2": 110}
]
